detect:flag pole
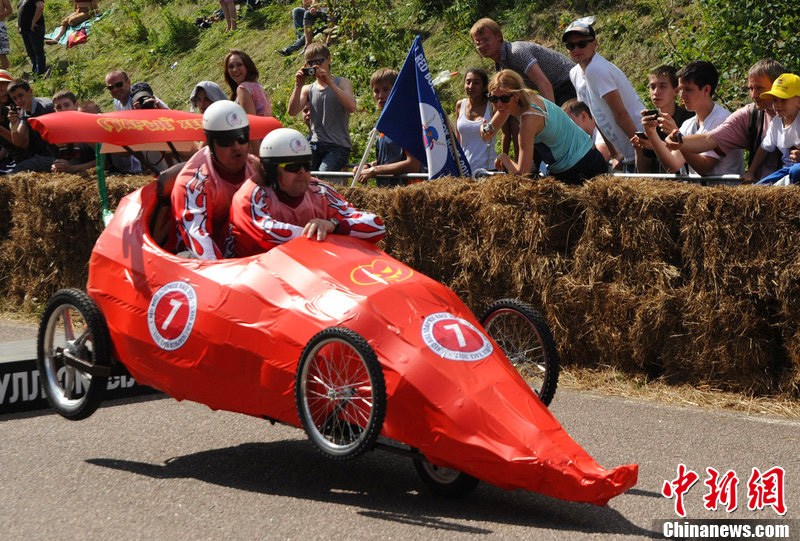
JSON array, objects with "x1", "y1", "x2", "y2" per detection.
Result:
[{"x1": 351, "y1": 127, "x2": 378, "y2": 187}]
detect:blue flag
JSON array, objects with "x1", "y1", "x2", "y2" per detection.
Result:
[{"x1": 375, "y1": 36, "x2": 472, "y2": 179}]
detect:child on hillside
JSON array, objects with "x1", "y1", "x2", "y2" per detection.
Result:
[
  {"x1": 746, "y1": 73, "x2": 800, "y2": 185},
  {"x1": 352, "y1": 68, "x2": 421, "y2": 185}
]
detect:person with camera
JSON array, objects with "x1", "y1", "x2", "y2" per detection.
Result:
[
  {"x1": 6, "y1": 78, "x2": 56, "y2": 173},
  {"x1": 229, "y1": 127, "x2": 385, "y2": 258},
  {"x1": 287, "y1": 43, "x2": 355, "y2": 173},
  {"x1": 104, "y1": 70, "x2": 168, "y2": 111}
]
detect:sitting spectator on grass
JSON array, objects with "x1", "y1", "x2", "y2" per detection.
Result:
[
  {"x1": 744, "y1": 73, "x2": 800, "y2": 185},
  {"x1": 665, "y1": 59, "x2": 785, "y2": 181},
  {"x1": 354, "y1": 68, "x2": 421, "y2": 185},
  {"x1": 45, "y1": 0, "x2": 98, "y2": 45},
  {"x1": 646, "y1": 60, "x2": 743, "y2": 176},
  {"x1": 6, "y1": 78, "x2": 55, "y2": 173},
  {"x1": 277, "y1": 0, "x2": 319, "y2": 56}
]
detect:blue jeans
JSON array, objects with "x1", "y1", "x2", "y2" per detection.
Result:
[
  {"x1": 755, "y1": 163, "x2": 800, "y2": 185},
  {"x1": 21, "y1": 27, "x2": 46, "y2": 75},
  {"x1": 311, "y1": 141, "x2": 350, "y2": 172}
]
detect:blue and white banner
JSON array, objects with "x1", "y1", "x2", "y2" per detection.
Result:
[{"x1": 376, "y1": 36, "x2": 472, "y2": 179}]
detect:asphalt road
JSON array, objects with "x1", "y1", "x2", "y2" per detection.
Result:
[{"x1": 2, "y1": 321, "x2": 799, "y2": 540}]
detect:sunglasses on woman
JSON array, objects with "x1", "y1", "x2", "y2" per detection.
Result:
[
  {"x1": 487, "y1": 94, "x2": 513, "y2": 104},
  {"x1": 278, "y1": 161, "x2": 312, "y2": 173},
  {"x1": 565, "y1": 39, "x2": 594, "y2": 51}
]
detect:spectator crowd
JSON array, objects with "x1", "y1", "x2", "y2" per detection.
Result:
[{"x1": 1, "y1": 5, "x2": 798, "y2": 194}]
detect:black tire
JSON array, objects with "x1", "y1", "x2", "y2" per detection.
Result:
[
  {"x1": 295, "y1": 327, "x2": 386, "y2": 460},
  {"x1": 36, "y1": 288, "x2": 111, "y2": 420},
  {"x1": 479, "y1": 298, "x2": 560, "y2": 406},
  {"x1": 413, "y1": 458, "x2": 479, "y2": 497}
]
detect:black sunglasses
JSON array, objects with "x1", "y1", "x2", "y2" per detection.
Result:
[
  {"x1": 278, "y1": 161, "x2": 311, "y2": 173},
  {"x1": 106, "y1": 81, "x2": 125, "y2": 91},
  {"x1": 215, "y1": 134, "x2": 248, "y2": 147},
  {"x1": 565, "y1": 39, "x2": 594, "y2": 51},
  {"x1": 487, "y1": 94, "x2": 513, "y2": 104},
  {"x1": 307, "y1": 57, "x2": 326, "y2": 67}
]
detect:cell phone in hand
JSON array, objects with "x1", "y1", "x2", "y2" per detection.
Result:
[
  {"x1": 635, "y1": 131, "x2": 648, "y2": 140},
  {"x1": 643, "y1": 109, "x2": 659, "y2": 117}
]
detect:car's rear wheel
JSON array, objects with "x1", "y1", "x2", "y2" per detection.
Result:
[
  {"x1": 413, "y1": 458, "x2": 479, "y2": 497},
  {"x1": 479, "y1": 298, "x2": 560, "y2": 406},
  {"x1": 296, "y1": 327, "x2": 386, "y2": 460},
  {"x1": 36, "y1": 289, "x2": 111, "y2": 420}
]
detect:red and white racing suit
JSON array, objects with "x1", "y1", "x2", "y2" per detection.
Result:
[
  {"x1": 171, "y1": 147, "x2": 259, "y2": 260},
  {"x1": 229, "y1": 178, "x2": 386, "y2": 257}
]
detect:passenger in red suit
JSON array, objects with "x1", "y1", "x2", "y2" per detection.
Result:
[{"x1": 230, "y1": 127, "x2": 385, "y2": 257}]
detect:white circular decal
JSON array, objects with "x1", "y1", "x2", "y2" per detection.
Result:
[
  {"x1": 147, "y1": 281, "x2": 197, "y2": 351},
  {"x1": 421, "y1": 312, "x2": 493, "y2": 361}
]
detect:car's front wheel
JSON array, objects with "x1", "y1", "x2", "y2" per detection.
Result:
[
  {"x1": 295, "y1": 327, "x2": 386, "y2": 460},
  {"x1": 36, "y1": 289, "x2": 111, "y2": 420}
]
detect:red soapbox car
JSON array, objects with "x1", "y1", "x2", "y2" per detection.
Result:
[{"x1": 32, "y1": 110, "x2": 637, "y2": 506}]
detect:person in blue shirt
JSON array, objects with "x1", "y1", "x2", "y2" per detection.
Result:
[
  {"x1": 482, "y1": 69, "x2": 606, "y2": 184},
  {"x1": 353, "y1": 68, "x2": 422, "y2": 186}
]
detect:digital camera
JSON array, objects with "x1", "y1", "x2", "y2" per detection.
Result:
[{"x1": 302, "y1": 67, "x2": 316, "y2": 77}]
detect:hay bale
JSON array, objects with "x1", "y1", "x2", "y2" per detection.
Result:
[
  {"x1": 571, "y1": 176, "x2": 693, "y2": 291},
  {"x1": 0, "y1": 178, "x2": 13, "y2": 242},
  {"x1": 681, "y1": 185, "x2": 800, "y2": 298},
  {"x1": 0, "y1": 173, "x2": 150, "y2": 308},
  {"x1": 662, "y1": 289, "x2": 779, "y2": 394}
]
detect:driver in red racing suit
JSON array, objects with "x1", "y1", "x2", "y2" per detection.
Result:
[
  {"x1": 230, "y1": 128, "x2": 385, "y2": 257},
  {"x1": 172, "y1": 101, "x2": 260, "y2": 259}
]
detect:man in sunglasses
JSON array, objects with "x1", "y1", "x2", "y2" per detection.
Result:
[
  {"x1": 563, "y1": 16, "x2": 644, "y2": 173},
  {"x1": 229, "y1": 127, "x2": 385, "y2": 258},
  {"x1": 105, "y1": 69, "x2": 168, "y2": 111},
  {"x1": 172, "y1": 100, "x2": 262, "y2": 260}
]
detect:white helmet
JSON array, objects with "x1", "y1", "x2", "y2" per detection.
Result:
[
  {"x1": 259, "y1": 128, "x2": 312, "y2": 163},
  {"x1": 202, "y1": 100, "x2": 249, "y2": 142}
]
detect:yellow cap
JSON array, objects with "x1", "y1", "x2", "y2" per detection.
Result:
[{"x1": 760, "y1": 73, "x2": 800, "y2": 100}]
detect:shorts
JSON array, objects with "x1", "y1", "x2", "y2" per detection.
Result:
[{"x1": 0, "y1": 23, "x2": 9, "y2": 56}]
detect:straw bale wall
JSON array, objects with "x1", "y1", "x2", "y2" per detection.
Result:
[{"x1": 1, "y1": 172, "x2": 798, "y2": 397}]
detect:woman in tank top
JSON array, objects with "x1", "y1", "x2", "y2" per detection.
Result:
[
  {"x1": 481, "y1": 69, "x2": 607, "y2": 184},
  {"x1": 455, "y1": 68, "x2": 497, "y2": 171},
  {"x1": 224, "y1": 49, "x2": 272, "y2": 117}
]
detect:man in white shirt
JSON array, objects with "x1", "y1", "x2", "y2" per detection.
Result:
[
  {"x1": 646, "y1": 60, "x2": 744, "y2": 176},
  {"x1": 562, "y1": 16, "x2": 644, "y2": 173}
]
